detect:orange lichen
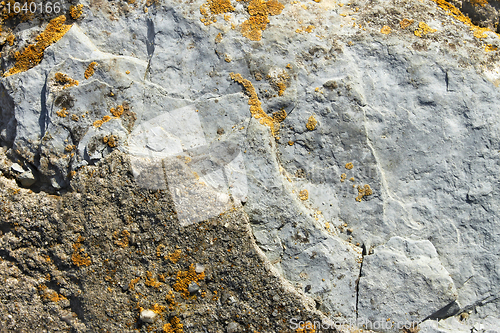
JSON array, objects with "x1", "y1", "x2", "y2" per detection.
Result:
[
  {"x1": 110, "y1": 105, "x2": 124, "y2": 117},
  {"x1": 288, "y1": 141, "x2": 294, "y2": 145},
  {"x1": 167, "y1": 249, "x2": 182, "y2": 263},
  {"x1": 349, "y1": 177, "x2": 355, "y2": 181},
  {"x1": 163, "y1": 316, "x2": 184, "y2": 333},
  {"x1": 345, "y1": 162, "x2": 353, "y2": 170},
  {"x1": 42, "y1": 289, "x2": 67, "y2": 302},
  {"x1": 145, "y1": 271, "x2": 162, "y2": 288},
  {"x1": 55, "y1": 72, "x2": 79, "y2": 89},
  {"x1": 71, "y1": 236, "x2": 91, "y2": 267},
  {"x1": 113, "y1": 229, "x2": 129, "y2": 246},
  {"x1": 340, "y1": 173, "x2": 347, "y2": 182},
  {"x1": 355, "y1": 184, "x2": 373, "y2": 202},
  {"x1": 129, "y1": 277, "x2": 140, "y2": 291},
  {"x1": 269, "y1": 70, "x2": 290, "y2": 96},
  {"x1": 470, "y1": 0, "x2": 487, "y2": 6},
  {"x1": 304, "y1": 25, "x2": 315, "y2": 33},
  {"x1": 69, "y1": 4, "x2": 84, "y2": 19},
  {"x1": 5, "y1": 15, "x2": 71, "y2": 76},
  {"x1": 230, "y1": 72, "x2": 280, "y2": 136},
  {"x1": 71, "y1": 114, "x2": 79, "y2": 121},
  {"x1": 430, "y1": 0, "x2": 499, "y2": 39},
  {"x1": 125, "y1": 70, "x2": 130, "y2": 74},
  {"x1": 84, "y1": 61, "x2": 98, "y2": 79},
  {"x1": 272, "y1": 109, "x2": 287, "y2": 122},
  {"x1": 56, "y1": 108, "x2": 68, "y2": 118},
  {"x1": 156, "y1": 244, "x2": 165, "y2": 257},
  {"x1": 165, "y1": 290, "x2": 179, "y2": 310},
  {"x1": 173, "y1": 264, "x2": 205, "y2": 298},
  {"x1": 306, "y1": 115, "x2": 317, "y2": 130},
  {"x1": 400, "y1": 18, "x2": 414, "y2": 29},
  {"x1": 215, "y1": 32, "x2": 223, "y2": 43},
  {"x1": 485, "y1": 44, "x2": 498, "y2": 52},
  {"x1": 65, "y1": 144, "x2": 76, "y2": 152},
  {"x1": 380, "y1": 25, "x2": 391, "y2": 34},
  {"x1": 414, "y1": 21, "x2": 437, "y2": 37},
  {"x1": 241, "y1": 0, "x2": 284, "y2": 41},
  {"x1": 152, "y1": 303, "x2": 166, "y2": 315},
  {"x1": 299, "y1": 189, "x2": 308, "y2": 200},
  {"x1": 200, "y1": 0, "x2": 234, "y2": 25},
  {"x1": 93, "y1": 115, "x2": 113, "y2": 128},
  {"x1": 6, "y1": 33, "x2": 15, "y2": 46}
]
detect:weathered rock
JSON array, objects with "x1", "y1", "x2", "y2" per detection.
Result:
[
  {"x1": 358, "y1": 237, "x2": 458, "y2": 331},
  {"x1": 1, "y1": 0, "x2": 500, "y2": 331}
]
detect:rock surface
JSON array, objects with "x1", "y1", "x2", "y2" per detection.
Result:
[{"x1": 1, "y1": 0, "x2": 500, "y2": 332}]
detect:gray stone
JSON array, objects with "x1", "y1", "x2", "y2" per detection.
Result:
[
  {"x1": 358, "y1": 237, "x2": 457, "y2": 330},
  {"x1": 18, "y1": 171, "x2": 36, "y2": 187},
  {"x1": 226, "y1": 321, "x2": 240, "y2": 333},
  {"x1": 188, "y1": 281, "x2": 200, "y2": 294}
]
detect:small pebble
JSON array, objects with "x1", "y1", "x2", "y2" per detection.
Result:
[
  {"x1": 226, "y1": 321, "x2": 240, "y2": 333},
  {"x1": 272, "y1": 309, "x2": 279, "y2": 317},
  {"x1": 188, "y1": 281, "x2": 200, "y2": 293},
  {"x1": 195, "y1": 263, "x2": 205, "y2": 274},
  {"x1": 139, "y1": 309, "x2": 156, "y2": 323}
]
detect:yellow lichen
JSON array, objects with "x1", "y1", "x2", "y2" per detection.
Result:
[
  {"x1": 200, "y1": 0, "x2": 235, "y2": 25},
  {"x1": 306, "y1": 115, "x2": 317, "y2": 131},
  {"x1": 5, "y1": 15, "x2": 71, "y2": 76},
  {"x1": 414, "y1": 21, "x2": 437, "y2": 37},
  {"x1": 380, "y1": 25, "x2": 391, "y2": 34},
  {"x1": 430, "y1": 0, "x2": 499, "y2": 39},
  {"x1": 56, "y1": 108, "x2": 68, "y2": 118},
  {"x1": 69, "y1": 4, "x2": 84, "y2": 19},
  {"x1": 288, "y1": 141, "x2": 294, "y2": 145},
  {"x1": 6, "y1": 33, "x2": 15, "y2": 46},
  {"x1": 113, "y1": 229, "x2": 129, "y2": 246},
  {"x1": 163, "y1": 316, "x2": 184, "y2": 333},
  {"x1": 55, "y1": 72, "x2": 79, "y2": 89},
  {"x1": 173, "y1": 264, "x2": 205, "y2": 298},
  {"x1": 167, "y1": 249, "x2": 182, "y2": 263},
  {"x1": 272, "y1": 108, "x2": 287, "y2": 122},
  {"x1": 129, "y1": 277, "x2": 140, "y2": 291},
  {"x1": 345, "y1": 162, "x2": 353, "y2": 170},
  {"x1": 84, "y1": 62, "x2": 98, "y2": 79},
  {"x1": 355, "y1": 184, "x2": 372, "y2": 202},
  {"x1": 299, "y1": 189, "x2": 308, "y2": 200},
  {"x1": 145, "y1": 271, "x2": 162, "y2": 288},
  {"x1": 215, "y1": 32, "x2": 223, "y2": 43},
  {"x1": 42, "y1": 289, "x2": 67, "y2": 302},
  {"x1": 470, "y1": 0, "x2": 487, "y2": 6},
  {"x1": 485, "y1": 44, "x2": 498, "y2": 52},
  {"x1": 340, "y1": 173, "x2": 347, "y2": 182},
  {"x1": 230, "y1": 72, "x2": 280, "y2": 136},
  {"x1": 110, "y1": 105, "x2": 124, "y2": 117},
  {"x1": 400, "y1": 18, "x2": 414, "y2": 29},
  {"x1": 93, "y1": 115, "x2": 113, "y2": 128},
  {"x1": 71, "y1": 236, "x2": 91, "y2": 267},
  {"x1": 65, "y1": 144, "x2": 76, "y2": 152},
  {"x1": 241, "y1": 0, "x2": 284, "y2": 41},
  {"x1": 305, "y1": 25, "x2": 315, "y2": 33}
]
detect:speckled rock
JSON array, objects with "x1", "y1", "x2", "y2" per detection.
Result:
[{"x1": 1, "y1": 0, "x2": 500, "y2": 331}]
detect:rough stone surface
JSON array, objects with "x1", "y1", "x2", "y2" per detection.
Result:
[{"x1": 1, "y1": 0, "x2": 500, "y2": 332}]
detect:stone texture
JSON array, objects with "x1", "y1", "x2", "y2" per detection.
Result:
[{"x1": 1, "y1": 0, "x2": 500, "y2": 331}]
